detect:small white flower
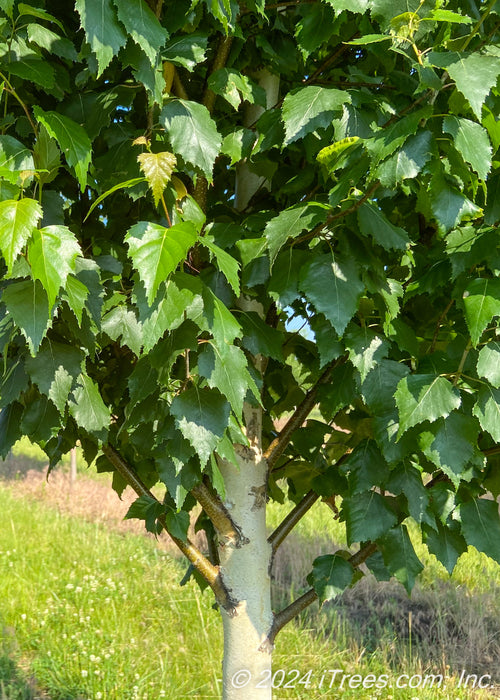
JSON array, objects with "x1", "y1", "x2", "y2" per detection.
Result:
[{"x1": 81, "y1": 670, "x2": 88, "y2": 678}]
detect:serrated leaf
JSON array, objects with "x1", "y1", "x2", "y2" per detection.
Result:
[
  {"x1": 264, "y1": 202, "x2": 329, "y2": 264},
  {"x1": 201, "y1": 287, "x2": 241, "y2": 345},
  {"x1": 160, "y1": 99, "x2": 221, "y2": 181},
  {"x1": 137, "y1": 151, "x2": 177, "y2": 206},
  {"x1": 33, "y1": 108, "x2": 92, "y2": 191},
  {"x1": 395, "y1": 375, "x2": 461, "y2": 436},
  {"x1": 28, "y1": 226, "x2": 82, "y2": 309},
  {"x1": 473, "y1": 385, "x2": 500, "y2": 442},
  {"x1": 0, "y1": 134, "x2": 34, "y2": 184},
  {"x1": 282, "y1": 86, "x2": 351, "y2": 144},
  {"x1": 75, "y1": 0, "x2": 127, "y2": 77},
  {"x1": 170, "y1": 387, "x2": 230, "y2": 465},
  {"x1": 102, "y1": 305, "x2": 143, "y2": 356},
  {"x1": 20, "y1": 395, "x2": 60, "y2": 443},
  {"x1": 429, "y1": 174, "x2": 482, "y2": 233},
  {"x1": 345, "y1": 324, "x2": 389, "y2": 382},
  {"x1": 0, "y1": 360, "x2": 28, "y2": 409},
  {"x1": 240, "y1": 311, "x2": 283, "y2": 361},
  {"x1": 27, "y1": 24, "x2": 78, "y2": 61},
  {"x1": 463, "y1": 278, "x2": 500, "y2": 347},
  {"x1": 419, "y1": 412, "x2": 479, "y2": 486},
  {"x1": 198, "y1": 342, "x2": 259, "y2": 417},
  {"x1": 299, "y1": 254, "x2": 364, "y2": 336},
  {"x1": 25, "y1": 339, "x2": 84, "y2": 414},
  {"x1": 426, "y1": 9, "x2": 472, "y2": 24},
  {"x1": 308, "y1": 554, "x2": 354, "y2": 604},
  {"x1": 430, "y1": 52, "x2": 500, "y2": 120},
  {"x1": 0, "y1": 198, "x2": 42, "y2": 273},
  {"x1": 361, "y1": 359, "x2": 410, "y2": 414},
  {"x1": 386, "y1": 462, "x2": 431, "y2": 525},
  {"x1": 3, "y1": 38, "x2": 55, "y2": 90},
  {"x1": 202, "y1": 236, "x2": 240, "y2": 296},
  {"x1": 33, "y1": 125, "x2": 60, "y2": 185},
  {"x1": 460, "y1": 499, "x2": 500, "y2": 565},
  {"x1": 125, "y1": 221, "x2": 198, "y2": 305},
  {"x1": 62, "y1": 274, "x2": 89, "y2": 326},
  {"x1": 375, "y1": 130, "x2": 432, "y2": 186},
  {"x1": 423, "y1": 521, "x2": 466, "y2": 574},
  {"x1": 342, "y1": 491, "x2": 398, "y2": 545},
  {"x1": 358, "y1": 203, "x2": 410, "y2": 251},
  {"x1": 207, "y1": 68, "x2": 266, "y2": 110},
  {"x1": 0, "y1": 402, "x2": 23, "y2": 458},
  {"x1": 163, "y1": 33, "x2": 208, "y2": 71},
  {"x1": 379, "y1": 524, "x2": 423, "y2": 592},
  {"x1": 18, "y1": 3, "x2": 65, "y2": 31},
  {"x1": 443, "y1": 116, "x2": 491, "y2": 181},
  {"x1": 341, "y1": 440, "x2": 390, "y2": 494},
  {"x1": 69, "y1": 373, "x2": 110, "y2": 434},
  {"x1": 114, "y1": 0, "x2": 167, "y2": 66},
  {"x1": 2, "y1": 279, "x2": 52, "y2": 355},
  {"x1": 477, "y1": 341, "x2": 500, "y2": 388},
  {"x1": 220, "y1": 128, "x2": 255, "y2": 166}
]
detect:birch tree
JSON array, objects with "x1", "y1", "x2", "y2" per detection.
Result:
[{"x1": 0, "y1": 0, "x2": 500, "y2": 697}]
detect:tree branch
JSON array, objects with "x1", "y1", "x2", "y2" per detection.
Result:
[
  {"x1": 268, "y1": 490, "x2": 319, "y2": 554},
  {"x1": 102, "y1": 444, "x2": 236, "y2": 611},
  {"x1": 264, "y1": 358, "x2": 345, "y2": 470},
  {"x1": 191, "y1": 477, "x2": 247, "y2": 546}
]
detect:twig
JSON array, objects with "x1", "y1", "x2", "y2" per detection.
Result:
[
  {"x1": 264, "y1": 358, "x2": 345, "y2": 469},
  {"x1": 102, "y1": 444, "x2": 235, "y2": 611},
  {"x1": 429, "y1": 300, "x2": 454, "y2": 353},
  {"x1": 268, "y1": 490, "x2": 319, "y2": 554}
]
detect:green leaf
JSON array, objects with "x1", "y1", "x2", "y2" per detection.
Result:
[
  {"x1": 220, "y1": 128, "x2": 255, "y2": 166},
  {"x1": 170, "y1": 387, "x2": 230, "y2": 465},
  {"x1": 62, "y1": 274, "x2": 89, "y2": 326},
  {"x1": 430, "y1": 52, "x2": 500, "y2": 120},
  {"x1": 0, "y1": 402, "x2": 23, "y2": 458},
  {"x1": 32, "y1": 108, "x2": 92, "y2": 191},
  {"x1": 423, "y1": 521, "x2": 467, "y2": 575},
  {"x1": 460, "y1": 499, "x2": 500, "y2": 565},
  {"x1": 473, "y1": 385, "x2": 500, "y2": 442},
  {"x1": 346, "y1": 34, "x2": 391, "y2": 44},
  {"x1": 84, "y1": 177, "x2": 146, "y2": 221},
  {"x1": 386, "y1": 462, "x2": 431, "y2": 526},
  {"x1": 419, "y1": 412, "x2": 480, "y2": 486},
  {"x1": 443, "y1": 116, "x2": 492, "y2": 181},
  {"x1": 264, "y1": 203, "x2": 329, "y2": 264},
  {"x1": 137, "y1": 151, "x2": 177, "y2": 206},
  {"x1": 342, "y1": 491, "x2": 398, "y2": 545},
  {"x1": 308, "y1": 554, "x2": 354, "y2": 604},
  {"x1": 429, "y1": 174, "x2": 482, "y2": 233},
  {"x1": 125, "y1": 221, "x2": 198, "y2": 305},
  {"x1": 162, "y1": 33, "x2": 208, "y2": 71},
  {"x1": 27, "y1": 24, "x2": 78, "y2": 62},
  {"x1": 395, "y1": 375, "x2": 461, "y2": 436},
  {"x1": 203, "y1": 0, "x2": 238, "y2": 32},
  {"x1": 28, "y1": 226, "x2": 82, "y2": 309},
  {"x1": 295, "y1": 3, "x2": 337, "y2": 59},
  {"x1": 0, "y1": 198, "x2": 42, "y2": 273},
  {"x1": 18, "y1": 3, "x2": 65, "y2": 31},
  {"x1": 3, "y1": 38, "x2": 55, "y2": 90},
  {"x1": 0, "y1": 134, "x2": 35, "y2": 184},
  {"x1": 198, "y1": 343, "x2": 259, "y2": 417},
  {"x1": 201, "y1": 235, "x2": 240, "y2": 296},
  {"x1": 102, "y1": 305, "x2": 143, "y2": 356},
  {"x1": 114, "y1": 0, "x2": 167, "y2": 66},
  {"x1": 201, "y1": 287, "x2": 242, "y2": 345},
  {"x1": 477, "y1": 341, "x2": 500, "y2": 388},
  {"x1": 2, "y1": 279, "x2": 52, "y2": 355},
  {"x1": 282, "y1": 86, "x2": 351, "y2": 144},
  {"x1": 69, "y1": 373, "x2": 110, "y2": 434},
  {"x1": 25, "y1": 339, "x2": 84, "y2": 414},
  {"x1": 463, "y1": 278, "x2": 500, "y2": 347},
  {"x1": 207, "y1": 68, "x2": 266, "y2": 110},
  {"x1": 361, "y1": 359, "x2": 409, "y2": 414},
  {"x1": 75, "y1": 0, "x2": 127, "y2": 77},
  {"x1": 345, "y1": 324, "x2": 389, "y2": 382},
  {"x1": 341, "y1": 440, "x2": 390, "y2": 494},
  {"x1": 239, "y1": 311, "x2": 283, "y2": 361},
  {"x1": 426, "y1": 9, "x2": 472, "y2": 24},
  {"x1": 358, "y1": 203, "x2": 409, "y2": 252},
  {"x1": 33, "y1": 125, "x2": 61, "y2": 186},
  {"x1": 160, "y1": 99, "x2": 221, "y2": 181},
  {"x1": 0, "y1": 360, "x2": 28, "y2": 409},
  {"x1": 300, "y1": 255, "x2": 364, "y2": 336},
  {"x1": 379, "y1": 524, "x2": 423, "y2": 593},
  {"x1": 375, "y1": 130, "x2": 433, "y2": 186},
  {"x1": 20, "y1": 395, "x2": 60, "y2": 443}
]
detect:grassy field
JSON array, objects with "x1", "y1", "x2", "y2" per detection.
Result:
[{"x1": 0, "y1": 443, "x2": 499, "y2": 699}]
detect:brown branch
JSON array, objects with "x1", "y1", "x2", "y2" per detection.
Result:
[
  {"x1": 191, "y1": 477, "x2": 247, "y2": 546},
  {"x1": 430, "y1": 299, "x2": 454, "y2": 353},
  {"x1": 293, "y1": 181, "x2": 381, "y2": 248},
  {"x1": 483, "y1": 445, "x2": 500, "y2": 457},
  {"x1": 264, "y1": 358, "x2": 346, "y2": 469},
  {"x1": 102, "y1": 445, "x2": 235, "y2": 611},
  {"x1": 265, "y1": 588, "x2": 318, "y2": 647},
  {"x1": 268, "y1": 490, "x2": 319, "y2": 554}
]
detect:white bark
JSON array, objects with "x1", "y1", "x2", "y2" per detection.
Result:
[{"x1": 217, "y1": 70, "x2": 280, "y2": 700}]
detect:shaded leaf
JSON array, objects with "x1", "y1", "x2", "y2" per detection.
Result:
[
  {"x1": 395, "y1": 375, "x2": 461, "y2": 436},
  {"x1": 2, "y1": 279, "x2": 52, "y2": 355},
  {"x1": 114, "y1": 0, "x2": 167, "y2": 66},
  {"x1": 282, "y1": 86, "x2": 350, "y2": 144},
  {"x1": 307, "y1": 554, "x2": 354, "y2": 604}
]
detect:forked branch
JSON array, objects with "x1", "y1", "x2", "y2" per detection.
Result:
[
  {"x1": 102, "y1": 445, "x2": 235, "y2": 611},
  {"x1": 191, "y1": 477, "x2": 247, "y2": 547}
]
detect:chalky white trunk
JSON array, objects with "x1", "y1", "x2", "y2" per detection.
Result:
[{"x1": 218, "y1": 70, "x2": 280, "y2": 700}]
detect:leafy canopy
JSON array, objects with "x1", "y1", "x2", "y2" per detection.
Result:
[{"x1": 0, "y1": 0, "x2": 500, "y2": 604}]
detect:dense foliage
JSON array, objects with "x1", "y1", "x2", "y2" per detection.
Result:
[{"x1": 0, "y1": 0, "x2": 500, "y2": 614}]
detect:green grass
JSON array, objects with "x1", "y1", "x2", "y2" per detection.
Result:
[{"x1": 0, "y1": 487, "x2": 499, "y2": 700}]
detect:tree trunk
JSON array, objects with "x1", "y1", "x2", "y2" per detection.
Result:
[
  {"x1": 218, "y1": 404, "x2": 273, "y2": 699},
  {"x1": 217, "y1": 70, "x2": 280, "y2": 700}
]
